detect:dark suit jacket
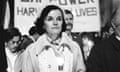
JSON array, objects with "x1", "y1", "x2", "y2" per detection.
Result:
[{"x1": 87, "y1": 34, "x2": 120, "y2": 72}]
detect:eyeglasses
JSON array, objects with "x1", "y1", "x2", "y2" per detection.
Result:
[
  {"x1": 10, "y1": 39, "x2": 21, "y2": 45},
  {"x1": 12, "y1": 40, "x2": 21, "y2": 44}
]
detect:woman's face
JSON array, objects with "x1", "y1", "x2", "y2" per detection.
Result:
[
  {"x1": 7, "y1": 36, "x2": 21, "y2": 53},
  {"x1": 44, "y1": 9, "x2": 63, "y2": 35}
]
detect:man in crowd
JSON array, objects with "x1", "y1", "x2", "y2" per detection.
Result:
[
  {"x1": 87, "y1": 6, "x2": 120, "y2": 72},
  {"x1": 64, "y1": 9, "x2": 85, "y2": 62},
  {"x1": 4, "y1": 28, "x2": 23, "y2": 72},
  {"x1": 64, "y1": 9, "x2": 82, "y2": 47},
  {"x1": 64, "y1": 9, "x2": 74, "y2": 38}
]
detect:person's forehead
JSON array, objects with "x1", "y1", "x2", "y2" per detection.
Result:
[
  {"x1": 65, "y1": 14, "x2": 73, "y2": 18},
  {"x1": 12, "y1": 36, "x2": 20, "y2": 41},
  {"x1": 47, "y1": 9, "x2": 62, "y2": 16}
]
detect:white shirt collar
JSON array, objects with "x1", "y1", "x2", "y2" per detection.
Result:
[
  {"x1": 116, "y1": 36, "x2": 120, "y2": 41},
  {"x1": 46, "y1": 34, "x2": 61, "y2": 46},
  {"x1": 5, "y1": 48, "x2": 18, "y2": 72}
]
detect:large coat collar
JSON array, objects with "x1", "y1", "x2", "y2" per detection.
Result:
[
  {"x1": 34, "y1": 33, "x2": 78, "y2": 55},
  {"x1": 28, "y1": 32, "x2": 86, "y2": 72}
]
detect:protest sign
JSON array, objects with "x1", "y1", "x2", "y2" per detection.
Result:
[{"x1": 15, "y1": 0, "x2": 100, "y2": 35}]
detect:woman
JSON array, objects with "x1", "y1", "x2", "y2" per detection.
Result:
[
  {"x1": 4, "y1": 28, "x2": 23, "y2": 72},
  {"x1": 23, "y1": 5, "x2": 86, "y2": 72}
]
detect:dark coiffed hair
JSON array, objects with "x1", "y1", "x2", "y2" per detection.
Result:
[
  {"x1": 34, "y1": 5, "x2": 66, "y2": 34},
  {"x1": 64, "y1": 9, "x2": 73, "y2": 19},
  {"x1": 29, "y1": 26, "x2": 39, "y2": 36},
  {"x1": 4, "y1": 27, "x2": 21, "y2": 42}
]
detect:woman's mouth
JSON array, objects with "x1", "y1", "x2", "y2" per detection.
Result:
[{"x1": 52, "y1": 27, "x2": 60, "y2": 29}]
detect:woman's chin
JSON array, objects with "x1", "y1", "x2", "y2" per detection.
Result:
[{"x1": 10, "y1": 49, "x2": 16, "y2": 53}]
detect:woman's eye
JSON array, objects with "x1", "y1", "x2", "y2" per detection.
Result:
[
  {"x1": 57, "y1": 16, "x2": 62, "y2": 21},
  {"x1": 46, "y1": 16, "x2": 53, "y2": 21}
]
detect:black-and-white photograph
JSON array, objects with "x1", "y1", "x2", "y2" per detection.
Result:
[{"x1": 0, "y1": 0, "x2": 119, "y2": 72}]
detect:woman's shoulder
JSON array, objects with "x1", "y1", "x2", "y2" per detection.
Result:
[
  {"x1": 27, "y1": 34, "x2": 48, "y2": 54},
  {"x1": 36, "y1": 34, "x2": 46, "y2": 42},
  {"x1": 62, "y1": 32, "x2": 80, "y2": 52}
]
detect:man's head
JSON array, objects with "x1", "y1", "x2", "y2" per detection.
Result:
[
  {"x1": 5, "y1": 28, "x2": 21, "y2": 53},
  {"x1": 64, "y1": 9, "x2": 73, "y2": 32}
]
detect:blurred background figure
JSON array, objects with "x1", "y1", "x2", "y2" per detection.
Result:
[
  {"x1": 64, "y1": 9, "x2": 82, "y2": 47},
  {"x1": 101, "y1": 24, "x2": 114, "y2": 40},
  {"x1": 64, "y1": 9, "x2": 73, "y2": 38},
  {"x1": 4, "y1": 27, "x2": 23, "y2": 72},
  {"x1": 64, "y1": 9, "x2": 84, "y2": 61},
  {"x1": 87, "y1": 5, "x2": 120, "y2": 72},
  {"x1": 81, "y1": 32, "x2": 95, "y2": 61}
]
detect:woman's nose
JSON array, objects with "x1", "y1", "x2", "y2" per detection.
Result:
[{"x1": 53, "y1": 20, "x2": 58, "y2": 25}]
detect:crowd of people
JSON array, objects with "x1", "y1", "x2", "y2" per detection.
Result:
[{"x1": 1, "y1": 4, "x2": 120, "y2": 72}]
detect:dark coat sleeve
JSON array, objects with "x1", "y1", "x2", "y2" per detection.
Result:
[{"x1": 86, "y1": 41, "x2": 106, "y2": 72}]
